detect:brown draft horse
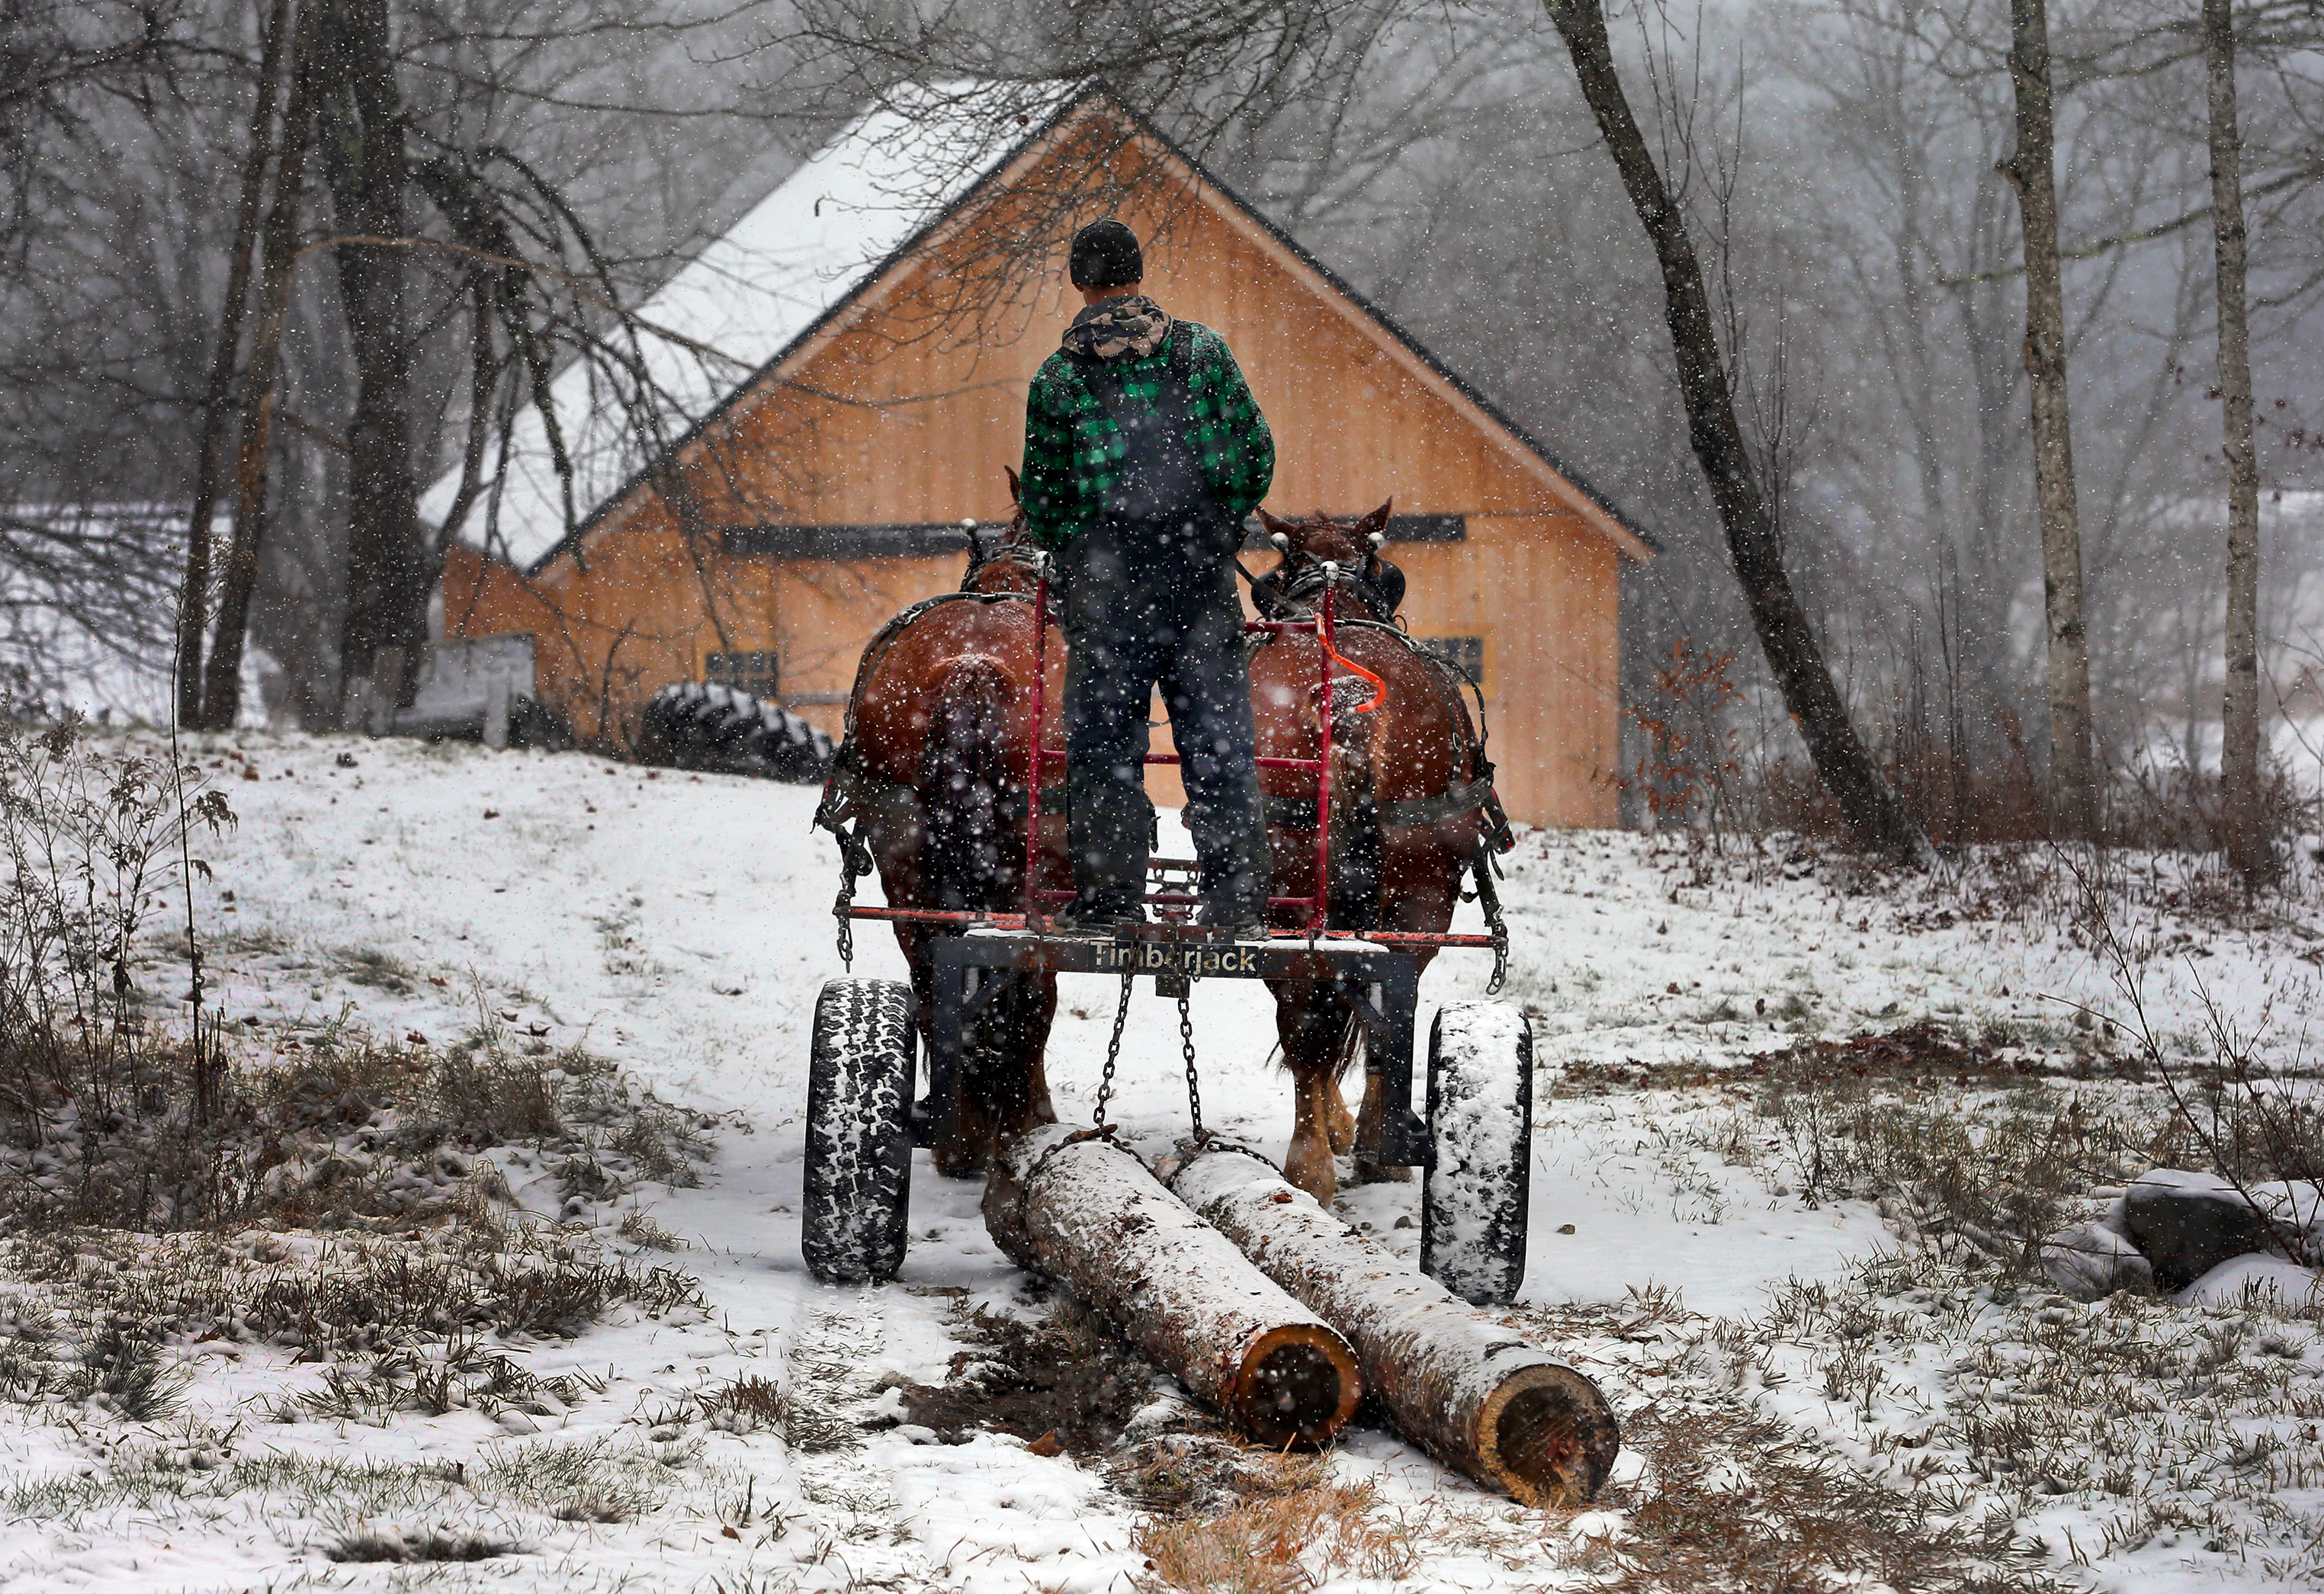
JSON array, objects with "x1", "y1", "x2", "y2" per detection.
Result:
[
  {"x1": 814, "y1": 487, "x2": 1064, "y2": 1175},
  {"x1": 1247, "y1": 502, "x2": 1494, "y2": 1205},
  {"x1": 816, "y1": 488, "x2": 1494, "y2": 1205}
]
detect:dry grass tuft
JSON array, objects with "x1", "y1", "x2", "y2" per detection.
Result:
[
  {"x1": 1134, "y1": 1478, "x2": 1418, "y2": 1594},
  {"x1": 616, "y1": 1208, "x2": 686, "y2": 1250},
  {"x1": 697, "y1": 1374, "x2": 787, "y2": 1437},
  {"x1": 0, "y1": 1217, "x2": 700, "y2": 1422},
  {"x1": 1506, "y1": 1294, "x2": 2064, "y2": 1593},
  {"x1": 0, "y1": 1010, "x2": 718, "y2": 1236},
  {"x1": 1720, "y1": 1249, "x2": 2324, "y2": 1582},
  {"x1": 326, "y1": 1526, "x2": 515, "y2": 1563},
  {"x1": 1589, "y1": 1403, "x2": 2041, "y2": 1593},
  {"x1": 1108, "y1": 1435, "x2": 1324, "y2": 1519},
  {"x1": 1736, "y1": 1040, "x2": 2168, "y2": 1272}
]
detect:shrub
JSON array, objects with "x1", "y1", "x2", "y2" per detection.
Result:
[
  {"x1": 0, "y1": 711, "x2": 236, "y2": 1220},
  {"x1": 1750, "y1": 1029, "x2": 2165, "y2": 1271}
]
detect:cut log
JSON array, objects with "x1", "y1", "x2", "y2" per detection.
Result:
[
  {"x1": 984, "y1": 1126, "x2": 1360, "y2": 1448},
  {"x1": 1170, "y1": 1143, "x2": 1618, "y2": 1506}
]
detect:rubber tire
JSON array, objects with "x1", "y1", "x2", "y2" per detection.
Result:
[
  {"x1": 636, "y1": 682, "x2": 834, "y2": 784},
  {"x1": 803, "y1": 977, "x2": 917, "y2": 1285},
  {"x1": 1420, "y1": 1000, "x2": 1533, "y2": 1307}
]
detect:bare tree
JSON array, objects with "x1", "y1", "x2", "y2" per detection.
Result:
[
  {"x1": 202, "y1": 0, "x2": 313, "y2": 729},
  {"x1": 1541, "y1": 0, "x2": 1928, "y2": 859},
  {"x1": 304, "y1": 0, "x2": 424, "y2": 724},
  {"x1": 0, "y1": 508, "x2": 182, "y2": 715},
  {"x1": 2000, "y1": 0, "x2": 2097, "y2": 835},
  {"x1": 175, "y1": 0, "x2": 294, "y2": 728},
  {"x1": 2204, "y1": 0, "x2": 2265, "y2": 881},
  {"x1": 0, "y1": 0, "x2": 195, "y2": 261},
  {"x1": 1779, "y1": 0, "x2": 2035, "y2": 785}
]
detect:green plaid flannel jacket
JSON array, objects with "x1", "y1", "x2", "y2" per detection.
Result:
[{"x1": 1019, "y1": 321, "x2": 1273, "y2": 550}]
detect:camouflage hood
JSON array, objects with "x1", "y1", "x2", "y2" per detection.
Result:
[{"x1": 1061, "y1": 294, "x2": 1172, "y2": 361}]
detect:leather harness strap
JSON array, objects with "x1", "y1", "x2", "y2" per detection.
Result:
[
  {"x1": 1262, "y1": 774, "x2": 1497, "y2": 832},
  {"x1": 1247, "y1": 609, "x2": 1512, "y2": 844}
]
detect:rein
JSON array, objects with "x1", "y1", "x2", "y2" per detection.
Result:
[{"x1": 962, "y1": 544, "x2": 1048, "y2": 592}]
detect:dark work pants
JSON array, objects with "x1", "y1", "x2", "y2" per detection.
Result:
[{"x1": 1056, "y1": 515, "x2": 1270, "y2": 921}]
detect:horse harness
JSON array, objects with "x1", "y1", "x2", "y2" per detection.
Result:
[
  {"x1": 1244, "y1": 556, "x2": 1518, "y2": 989},
  {"x1": 811, "y1": 582, "x2": 1045, "y2": 968}
]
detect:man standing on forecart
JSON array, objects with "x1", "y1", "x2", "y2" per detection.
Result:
[{"x1": 1018, "y1": 220, "x2": 1275, "y2": 936}]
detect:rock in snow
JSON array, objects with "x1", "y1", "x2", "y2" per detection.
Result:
[
  {"x1": 2040, "y1": 1223, "x2": 2154, "y2": 1301},
  {"x1": 2122, "y1": 1169, "x2": 2284, "y2": 1291}
]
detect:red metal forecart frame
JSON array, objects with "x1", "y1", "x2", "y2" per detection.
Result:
[{"x1": 823, "y1": 555, "x2": 1503, "y2": 1191}]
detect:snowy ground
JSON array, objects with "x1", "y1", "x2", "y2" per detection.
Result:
[{"x1": 5, "y1": 728, "x2": 2324, "y2": 1592}]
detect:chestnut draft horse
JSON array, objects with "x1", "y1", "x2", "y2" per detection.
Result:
[
  {"x1": 814, "y1": 491, "x2": 1507, "y2": 1203},
  {"x1": 1247, "y1": 502, "x2": 1507, "y2": 1204},
  {"x1": 812, "y1": 493, "x2": 1066, "y2": 1175}
]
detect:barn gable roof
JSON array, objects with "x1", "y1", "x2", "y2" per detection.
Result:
[{"x1": 424, "y1": 82, "x2": 1655, "y2": 576}]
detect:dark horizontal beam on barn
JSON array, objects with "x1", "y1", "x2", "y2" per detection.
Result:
[
  {"x1": 720, "y1": 514, "x2": 1466, "y2": 562},
  {"x1": 721, "y1": 521, "x2": 980, "y2": 560}
]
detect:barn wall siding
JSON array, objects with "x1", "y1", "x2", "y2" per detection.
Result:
[{"x1": 442, "y1": 111, "x2": 1634, "y2": 828}]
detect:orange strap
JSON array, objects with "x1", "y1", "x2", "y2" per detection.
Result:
[{"x1": 1328, "y1": 646, "x2": 1388, "y2": 714}]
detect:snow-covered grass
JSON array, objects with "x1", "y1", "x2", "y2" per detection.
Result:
[{"x1": 2, "y1": 727, "x2": 2322, "y2": 1591}]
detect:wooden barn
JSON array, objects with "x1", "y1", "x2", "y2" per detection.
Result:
[{"x1": 429, "y1": 83, "x2": 1655, "y2": 826}]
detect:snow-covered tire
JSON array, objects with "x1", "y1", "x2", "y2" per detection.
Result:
[
  {"x1": 1420, "y1": 1001, "x2": 1533, "y2": 1307},
  {"x1": 635, "y1": 682, "x2": 834, "y2": 784},
  {"x1": 803, "y1": 977, "x2": 917, "y2": 1285}
]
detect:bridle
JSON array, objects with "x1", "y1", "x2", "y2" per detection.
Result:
[{"x1": 1248, "y1": 533, "x2": 1400, "y2": 625}]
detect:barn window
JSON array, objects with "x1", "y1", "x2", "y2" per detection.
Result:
[
  {"x1": 1419, "y1": 637, "x2": 1484, "y2": 685},
  {"x1": 703, "y1": 650, "x2": 779, "y2": 700}
]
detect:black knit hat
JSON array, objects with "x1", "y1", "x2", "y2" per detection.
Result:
[{"x1": 1068, "y1": 220, "x2": 1143, "y2": 289}]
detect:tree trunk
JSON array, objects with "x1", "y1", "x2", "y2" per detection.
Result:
[
  {"x1": 309, "y1": 0, "x2": 422, "y2": 723},
  {"x1": 2001, "y1": 0, "x2": 2098, "y2": 838},
  {"x1": 201, "y1": 18, "x2": 314, "y2": 731},
  {"x1": 1541, "y1": 0, "x2": 1929, "y2": 863},
  {"x1": 176, "y1": 0, "x2": 294, "y2": 727},
  {"x1": 2205, "y1": 0, "x2": 2268, "y2": 885},
  {"x1": 1169, "y1": 1144, "x2": 1619, "y2": 1506},
  {"x1": 982, "y1": 1126, "x2": 1361, "y2": 1448}
]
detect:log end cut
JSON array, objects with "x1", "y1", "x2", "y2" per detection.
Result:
[
  {"x1": 1474, "y1": 1361, "x2": 1621, "y2": 1508},
  {"x1": 1233, "y1": 1323, "x2": 1362, "y2": 1450}
]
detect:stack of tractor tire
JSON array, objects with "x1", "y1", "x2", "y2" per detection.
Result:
[{"x1": 636, "y1": 682, "x2": 834, "y2": 784}]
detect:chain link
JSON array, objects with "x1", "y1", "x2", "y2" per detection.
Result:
[
  {"x1": 1091, "y1": 968, "x2": 1208, "y2": 1141},
  {"x1": 1092, "y1": 970, "x2": 1133, "y2": 1127},
  {"x1": 1473, "y1": 840, "x2": 1510, "y2": 995},
  {"x1": 1179, "y1": 991, "x2": 1205, "y2": 1142},
  {"x1": 829, "y1": 819, "x2": 875, "y2": 971}
]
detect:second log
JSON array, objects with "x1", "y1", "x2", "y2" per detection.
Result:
[{"x1": 1170, "y1": 1143, "x2": 1619, "y2": 1506}]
